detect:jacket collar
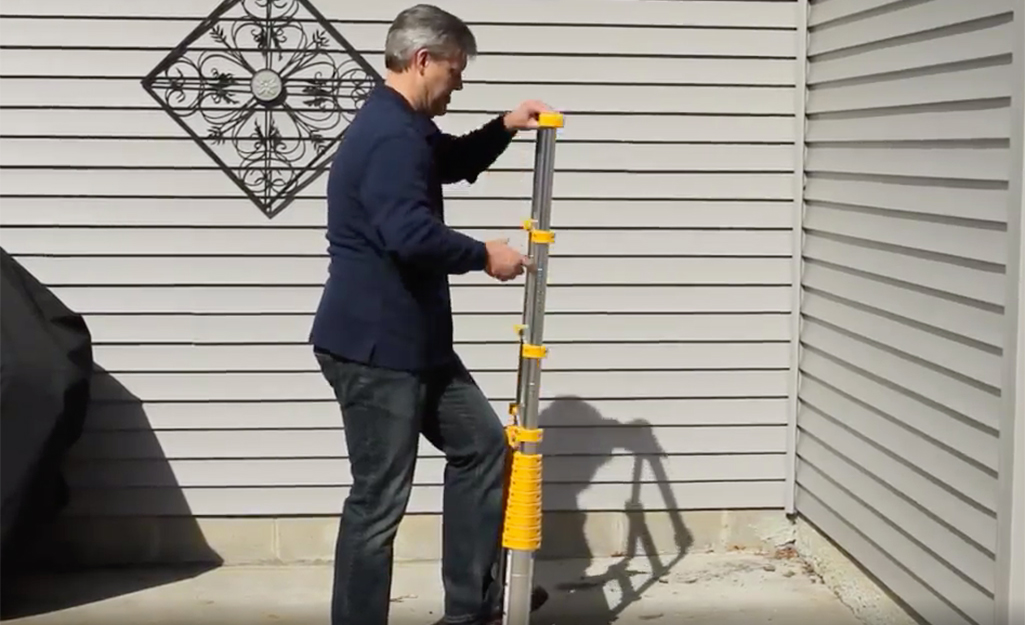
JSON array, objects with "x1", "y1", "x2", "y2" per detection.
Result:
[{"x1": 370, "y1": 84, "x2": 439, "y2": 137}]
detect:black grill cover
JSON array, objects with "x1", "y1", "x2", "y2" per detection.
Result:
[{"x1": 0, "y1": 246, "x2": 93, "y2": 561}]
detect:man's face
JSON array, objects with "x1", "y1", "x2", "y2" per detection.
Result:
[{"x1": 420, "y1": 52, "x2": 466, "y2": 117}]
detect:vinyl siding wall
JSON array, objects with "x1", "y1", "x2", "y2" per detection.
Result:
[
  {"x1": 795, "y1": 1, "x2": 1018, "y2": 624},
  {"x1": 0, "y1": 1, "x2": 801, "y2": 519}
]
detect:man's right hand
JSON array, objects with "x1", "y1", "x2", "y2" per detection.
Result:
[{"x1": 484, "y1": 239, "x2": 530, "y2": 282}]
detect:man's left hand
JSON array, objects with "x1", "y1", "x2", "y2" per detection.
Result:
[{"x1": 503, "y1": 100, "x2": 555, "y2": 131}]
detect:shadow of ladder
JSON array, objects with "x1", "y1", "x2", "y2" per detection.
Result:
[{"x1": 602, "y1": 451, "x2": 689, "y2": 620}]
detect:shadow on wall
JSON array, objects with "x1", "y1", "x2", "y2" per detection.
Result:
[
  {"x1": 530, "y1": 395, "x2": 693, "y2": 623},
  {"x1": 0, "y1": 253, "x2": 222, "y2": 620}
]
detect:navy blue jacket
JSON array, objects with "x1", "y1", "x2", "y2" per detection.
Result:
[{"x1": 309, "y1": 85, "x2": 515, "y2": 372}]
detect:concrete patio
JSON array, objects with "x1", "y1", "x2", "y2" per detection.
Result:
[{"x1": 1, "y1": 552, "x2": 865, "y2": 625}]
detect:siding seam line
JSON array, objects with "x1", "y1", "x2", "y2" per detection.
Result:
[{"x1": 785, "y1": 0, "x2": 810, "y2": 515}]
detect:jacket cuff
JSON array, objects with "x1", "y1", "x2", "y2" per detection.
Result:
[
  {"x1": 492, "y1": 113, "x2": 516, "y2": 138},
  {"x1": 470, "y1": 238, "x2": 489, "y2": 272}
]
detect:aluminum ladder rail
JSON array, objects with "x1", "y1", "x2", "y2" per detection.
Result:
[{"x1": 499, "y1": 110, "x2": 564, "y2": 625}]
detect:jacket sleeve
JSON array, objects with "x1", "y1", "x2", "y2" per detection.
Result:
[
  {"x1": 361, "y1": 134, "x2": 488, "y2": 275},
  {"x1": 433, "y1": 115, "x2": 516, "y2": 184}
]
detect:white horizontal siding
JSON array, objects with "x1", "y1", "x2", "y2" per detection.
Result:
[
  {"x1": 68, "y1": 424, "x2": 787, "y2": 455},
  {"x1": 37, "y1": 285, "x2": 792, "y2": 314},
  {"x1": 0, "y1": 0, "x2": 800, "y2": 518},
  {"x1": 0, "y1": 112, "x2": 797, "y2": 143},
  {"x1": 85, "y1": 371, "x2": 788, "y2": 402},
  {"x1": 0, "y1": 0, "x2": 797, "y2": 26},
  {"x1": 82, "y1": 398, "x2": 789, "y2": 431},
  {"x1": 0, "y1": 171, "x2": 793, "y2": 198},
  {"x1": 61, "y1": 483, "x2": 785, "y2": 516},
  {"x1": 796, "y1": 1, "x2": 1014, "y2": 624}
]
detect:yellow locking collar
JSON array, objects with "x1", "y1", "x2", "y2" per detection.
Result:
[
  {"x1": 530, "y1": 229, "x2": 554, "y2": 244},
  {"x1": 522, "y1": 218, "x2": 554, "y2": 244},
  {"x1": 537, "y1": 111, "x2": 564, "y2": 128},
  {"x1": 505, "y1": 424, "x2": 543, "y2": 446},
  {"x1": 521, "y1": 343, "x2": 547, "y2": 359},
  {"x1": 505, "y1": 422, "x2": 543, "y2": 446}
]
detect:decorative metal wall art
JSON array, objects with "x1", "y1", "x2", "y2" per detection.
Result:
[{"x1": 142, "y1": 0, "x2": 382, "y2": 217}]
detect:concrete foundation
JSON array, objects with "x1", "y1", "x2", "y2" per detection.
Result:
[
  {"x1": 794, "y1": 516, "x2": 920, "y2": 625},
  {"x1": 18, "y1": 510, "x2": 797, "y2": 569},
  {"x1": 8, "y1": 510, "x2": 925, "y2": 625}
]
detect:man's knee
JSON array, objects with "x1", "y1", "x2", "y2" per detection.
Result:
[
  {"x1": 344, "y1": 479, "x2": 413, "y2": 548},
  {"x1": 482, "y1": 414, "x2": 510, "y2": 456},
  {"x1": 475, "y1": 417, "x2": 510, "y2": 482}
]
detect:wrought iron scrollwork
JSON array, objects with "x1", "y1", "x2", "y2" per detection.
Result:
[{"x1": 142, "y1": 0, "x2": 382, "y2": 217}]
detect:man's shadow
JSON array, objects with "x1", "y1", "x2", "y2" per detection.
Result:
[
  {"x1": 529, "y1": 396, "x2": 693, "y2": 624},
  {"x1": 0, "y1": 251, "x2": 222, "y2": 619}
]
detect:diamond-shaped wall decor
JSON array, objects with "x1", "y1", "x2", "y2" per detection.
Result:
[{"x1": 142, "y1": 0, "x2": 382, "y2": 218}]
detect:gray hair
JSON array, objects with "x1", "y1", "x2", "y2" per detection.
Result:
[{"x1": 384, "y1": 4, "x2": 477, "y2": 71}]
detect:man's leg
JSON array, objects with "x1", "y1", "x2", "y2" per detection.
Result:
[
  {"x1": 421, "y1": 358, "x2": 510, "y2": 624},
  {"x1": 315, "y1": 352, "x2": 423, "y2": 625}
]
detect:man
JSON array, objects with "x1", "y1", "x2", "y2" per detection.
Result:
[{"x1": 309, "y1": 4, "x2": 553, "y2": 625}]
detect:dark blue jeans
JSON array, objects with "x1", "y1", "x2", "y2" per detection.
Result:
[{"x1": 315, "y1": 350, "x2": 509, "y2": 625}]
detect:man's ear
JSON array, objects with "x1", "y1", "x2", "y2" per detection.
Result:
[{"x1": 412, "y1": 48, "x2": 430, "y2": 75}]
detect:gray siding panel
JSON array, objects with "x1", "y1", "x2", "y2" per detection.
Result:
[
  {"x1": 796, "y1": 0, "x2": 1014, "y2": 623},
  {"x1": 995, "y1": 3, "x2": 1025, "y2": 622},
  {"x1": 0, "y1": 0, "x2": 800, "y2": 517}
]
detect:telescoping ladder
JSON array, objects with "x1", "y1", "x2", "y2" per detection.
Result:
[{"x1": 500, "y1": 110, "x2": 564, "y2": 625}]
